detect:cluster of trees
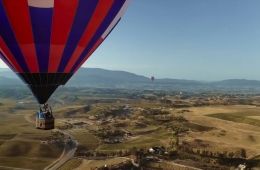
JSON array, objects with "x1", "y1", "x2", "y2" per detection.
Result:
[
  {"x1": 76, "y1": 148, "x2": 132, "y2": 158},
  {"x1": 167, "y1": 123, "x2": 189, "y2": 135},
  {"x1": 176, "y1": 143, "x2": 250, "y2": 167},
  {"x1": 113, "y1": 121, "x2": 128, "y2": 128},
  {"x1": 179, "y1": 143, "x2": 247, "y2": 159},
  {"x1": 195, "y1": 148, "x2": 246, "y2": 159},
  {"x1": 141, "y1": 108, "x2": 170, "y2": 116},
  {"x1": 96, "y1": 128, "x2": 126, "y2": 140},
  {"x1": 95, "y1": 106, "x2": 130, "y2": 119},
  {"x1": 153, "y1": 115, "x2": 173, "y2": 122}
]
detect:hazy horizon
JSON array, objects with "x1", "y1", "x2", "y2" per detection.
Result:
[
  {"x1": 1, "y1": 0, "x2": 260, "y2": 81},
  {"x1": 2, "y1": 67, "x2": 260, "y2": 82}
]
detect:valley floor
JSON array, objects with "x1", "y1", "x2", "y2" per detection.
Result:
[{"x1": 0, "y1": 89, "x2": 260, "y2": 169}]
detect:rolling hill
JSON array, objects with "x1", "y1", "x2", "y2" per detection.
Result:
[{"x1": 1, "y1": 68, "x2": 260, "y2": 92}]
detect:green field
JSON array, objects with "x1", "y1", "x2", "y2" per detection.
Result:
[
  {"x1": 207, "y1": 112, "x2": 260, "y2": 127},
  {"x1": 98, "y1": 128, "x2": 171, "y2": 151},
  {"x1": 58, "y1": 158, "x2": 82, "y2": 170},
  {"x1": 70, "y1": 129, "x2": 100, "y2": 150}
]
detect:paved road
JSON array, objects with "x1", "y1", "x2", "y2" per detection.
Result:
[
  {"x1": 44, "y1": 130, "x2": 78, "y2": 170},
  {"x1": 23, "y1": 114, "x2": 78, "y2": 170}
]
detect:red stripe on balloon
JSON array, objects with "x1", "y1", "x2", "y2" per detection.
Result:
[
  {"x1": 0, "y1": 36, "x2": 23, "y2": 72},
  {"x1": 48, "y1": 0, "x2": 79, "y2": 73},
  {"x1": 64, "y1": 0, "x2": 114, "y2": 73},
  {"x1": 74, "y1": 38, "x2": 104, "y2": 73},
  {"x1": 3, "y1": 0, "x2": 39, "y2": 73}
]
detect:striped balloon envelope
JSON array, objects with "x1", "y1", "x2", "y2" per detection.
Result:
[{"x1": 0, "y1": 0, "x2": 131, "y2": 104}]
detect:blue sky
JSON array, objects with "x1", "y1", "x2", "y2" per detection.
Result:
[{"x1": 1, "y1": 0, "x2": 260, "y2": 80}]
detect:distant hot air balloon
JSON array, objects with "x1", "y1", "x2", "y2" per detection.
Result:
[
  {"x1": 151, "y1": 76, "x2": 155, "y2": 82},
  {"x1": 0, "y1": 0, "x2": 131, "y2": 129}
]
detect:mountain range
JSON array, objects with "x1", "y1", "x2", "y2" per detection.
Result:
[{"x1": 1, "y1": 68, "x2": 260, "y2": 92}]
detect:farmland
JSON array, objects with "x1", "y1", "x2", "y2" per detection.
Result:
[{"x1": 0, "y1": 88, "x2": 259, "y2": 169}]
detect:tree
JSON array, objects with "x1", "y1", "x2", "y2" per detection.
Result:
[{"x1": 240, "y1": 149, "x2": 246, "y2": 158}]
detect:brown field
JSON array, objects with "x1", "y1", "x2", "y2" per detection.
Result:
[
  {"x1": 182, "y1": 105, "x2": 260, "y2": 158},
  {"x1": 75, "y1": 157, "x2": 129, "y2": 170},
  {"x1": 1, "y1": 92, "x2": 260, "y2": 169},
  {"x1": 248, "y1": 116, "x2": 260, "y2": 120},
  {"x1": 0, "y1": 100, "x2": 63, "y2": 170}
]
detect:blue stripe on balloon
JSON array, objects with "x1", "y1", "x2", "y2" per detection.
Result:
[
  {"x1": 71, "y1": 0, "x2": 126, "y2": 72},
  {"x1": 29, "y1": 7, "x2": 53, "y2": 73},
  {"x1": 0, "y1": 1, "x2": 29, "y2": 72},
  {"x1": 57, "y1": 0, "x2": 99, "y2": 72}
]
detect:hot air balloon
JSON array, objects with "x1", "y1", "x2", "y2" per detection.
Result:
[
  {"x1": 0, "y1": 0, "x2": 131, "y2": 129},
  {"x1": 151, "y1": 76, "x2": 155, "y2": 82}
]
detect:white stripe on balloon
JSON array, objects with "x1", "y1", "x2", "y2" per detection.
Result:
[
  {"x1": 27, "y1": 0, "x2": 54, "y2": 8},
  {"x1": 102, "y1": 0, "x2": 132, "y2": 39}
]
